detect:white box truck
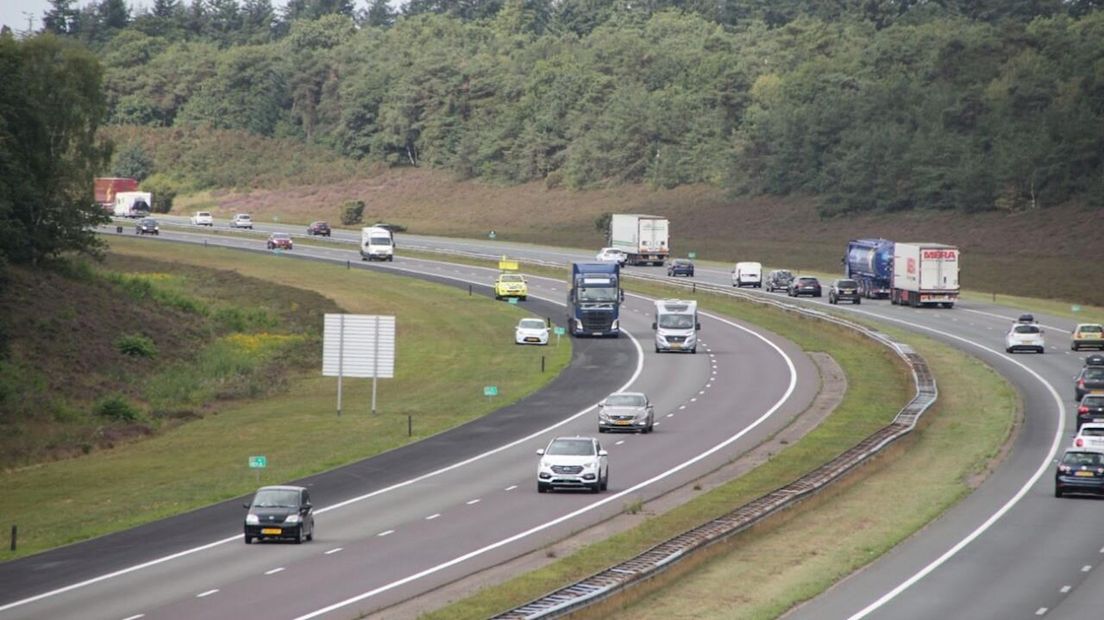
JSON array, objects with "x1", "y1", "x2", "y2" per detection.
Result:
[
  {"x1": 891, "y1": 242, "x2": 960, "y2": 308},
  {"x1": 732, "y1": 261, "x2": 762, "y2": 288},
  {"x1": 113, "y1": 191, "x2": 152, "y2": 218},
  {"x1": 652, "y1": 299, "x2": 699, "y2": 353},
  {"x1": 610, "y1": 214, "x2": 669, "y2": 266},
  {"x1": 360, "y1": 226, "x2": 394, "y2": 261}
]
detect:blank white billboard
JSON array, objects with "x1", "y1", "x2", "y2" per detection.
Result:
[{"x1": 323, "y1": 314, "x2": 395, "y2": 378}]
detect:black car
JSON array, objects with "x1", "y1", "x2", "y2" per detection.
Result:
[
  {"x1": 828, "y1": 279, "x2": 861, "y2": 305},
  {"x1": 1077, "y1": 394, "x2": 1104, "y2": 430},
  {"x1": 1076, "y1": 356, "x2": 1104, "y2": 401},
  {"x1": 667, "y1": 258, "x2": 695, "y2": 277},
  {"x1": 788, "y1": 276, "x2": 822, "y2": 298},
  {"x1": 135, "y1": 218, "x2": 159, "y2": 235},
  {"x1": 1054, "y1": 448, "x2": 1104, "y2": 497},
  {"x1": 243, "y1": 485, "x2": 314, "y2": 544},
  {"x1": 307, "y1": 221, "x2": 331, "y2": 236},
  {"x1": 765, "y1": 269, "x2": 794, "y2": 293}
]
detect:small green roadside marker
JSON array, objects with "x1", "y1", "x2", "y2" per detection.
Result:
[{"x1": 483, "y1": 386, "x2": 498, "y2": 397}]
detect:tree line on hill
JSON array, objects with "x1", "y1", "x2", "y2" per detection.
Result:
[{"x1": 17, "y1": 0, "x2": 1104, "y2": 223}]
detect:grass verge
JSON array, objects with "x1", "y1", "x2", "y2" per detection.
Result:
[
  {"x1": 0, "y1": 237, "x2": 571, "y2": 561},
  {"x1": 420, "y1": 275, "x2": 925, "y2": 619}
]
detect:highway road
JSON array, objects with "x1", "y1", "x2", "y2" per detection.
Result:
[
  {"x1": 183, "y1": 216, "x2": 1096, "y2": 620},
  {"x1": 0, "y1": 224, "x2": 818, "y2": 620}
]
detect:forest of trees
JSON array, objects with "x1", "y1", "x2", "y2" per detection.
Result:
[{"x1": 24, "y1": 0, "x2": 1104, "y2": 215}]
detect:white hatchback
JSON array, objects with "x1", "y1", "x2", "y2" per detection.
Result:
[
  {"x1": 191, "y1": 211, "x2": 213, "y2": 226},
  {"x1": 230, "y1": 213, "x2": 253, "y2": 229},
  {"x1": 1074, "y1": 423, "x2": 1104, "y2": 450},
  {"x1": 595, "y1": 247, "x2": 627, "y2": 266},
  {"x1": 536, "y1": 436, "x2": 608, "y2": 493},
  {"x1": 1005, "y1": 323, "x2": 1045, "y2": 354},
  {"x1": 515, "y1": 318, "x2": 549, "y2": 345}
]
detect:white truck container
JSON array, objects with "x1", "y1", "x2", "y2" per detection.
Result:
[
  {"x1": 891, "y1": 242, "x2": 960, "y2": 308},
  {"x1": 610, "y1": 214, "x2": 669, "y2": 266},
  {"x1": 360, "y1": 226, "x2": 394, "y2": 261},
  {"x1": 732, "y1": 261, "x2": 763, "y2": 288},
  {"x1": 113, "y1": 191, "x2": 152, "y2": 218},
  {"x1": 652, "y1": 299, "x2": 699, "y2": 353}
]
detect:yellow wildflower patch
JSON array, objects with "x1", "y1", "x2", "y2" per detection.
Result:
[{"x1": 224, "y1": 332, "x2": 300, "y2": 353}]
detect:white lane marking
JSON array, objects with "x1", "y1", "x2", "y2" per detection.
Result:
[
  {"x1": 377, "y1": 530, "x2": 395, "y2": 537},
  {"x1": 1035, "y1": 608, "x2": 1047, "y2": 616},
  {"x1": 426, "y1": 514, "x2": 440, "y2": 520},
  {"x1": 690, "y1": 397, "x2": 698, "y2": 402},
  {"x1": 196, "y1": 589, "x2": 218, "y2": 598},
  {"x1": 698, "y1": 390, "x2": 705, "y2": 395},
  {"x1": 654, "y1": 422, "x2": 661, "y2": 427},
  {"x1": 122, "y1": 615, "x2": 145, "y2": 620},
  {"x1": 505, "y1": 485, "x2": 518, "y2": 491},
  {"x1": 324, "y1": 548, "x2": 343, "y2": 555},
  {"x1": 1100, "y1": 546, "x2": 1104, "y2": 553},
  {"x1": 294, "y1": 305, "x2": 799, "y2": 620},
  {"x1": 466, "y1": 499, "x2": 481, "y2": 505},
  {"x1": 846, "y1": 311, "x2": 1066, "y2": 619},
  {"x1": 1082, "y1": 565, "x2": 1092, "y2": 572},
  {"x1": 265, "y1": 568, "x2": 285, "y2": 575},
  {"x1": 666, "y1": 413, "x2": 674, "y2": 418},
  {"x1": 615, "y1": 440, "x2": 625, "y2": 446},
  {"x1": 679, "y1": 405, "x2": 687, "y2": 410},
  {"x1": 1060, "y1": 585, "x2": 1071, "y2": 593}
]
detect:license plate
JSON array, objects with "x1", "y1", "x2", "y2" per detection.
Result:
[
  {"x1": 615, "y1": 420, "x2": 632, "y2": 425},
  {"x1": 526, "y1": 338, "x2": 539, "y2": 342},
  {"x1": 261, "y1": 528, "x2": 282, "y2": 535},
  {"x1": 669, "y1": 343, "x2": 682, "y2": 349},
  {"x1": 1075, "y1": 471, "x2": 1095, "y2": 477},
  {"x1": 592, "y1": 332, "x2": 603, "y2": 336}
]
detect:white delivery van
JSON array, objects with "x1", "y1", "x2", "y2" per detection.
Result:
[
  {"x1": 652, "y1": 299, "x2": 699, "y2": 353},
  {"x1": 732, "y1": 261, "x2": 762, "y2": 288},
  {"x1": 113, "y1": 191, "x2": 152, "y2": 218},
  {"x1": 360, "y1": 226, "x2": 394, "y2": 261}
]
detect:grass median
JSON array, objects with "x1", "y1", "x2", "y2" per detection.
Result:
[{"x1": 0, "y1": 237, "x2": 571, "y2": 561}]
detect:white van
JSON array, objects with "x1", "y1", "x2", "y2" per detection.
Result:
[
  {"x1": 360, "y1": 226, "x2": 394, "y2": 261},
  {"x1": 652, "y1": 299, "x2": 699, "y2": 353},
  {"x1": 732, "y1": 261, "x2": 763, "y2": 288},
  {"x1": 113, "y1": 191, "x2": 152, "y2": 218}
]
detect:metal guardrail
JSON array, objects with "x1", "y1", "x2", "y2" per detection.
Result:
[{"x1": 487, "y1": 274, "x2": 937, "y2": 620}]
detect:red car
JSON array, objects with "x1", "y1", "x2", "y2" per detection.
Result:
[
  {"x1": 306, "y1": 221, "x2": 331, "y2": 236},
  {"x1": 267, "y1": 233, "x2": 293, "y2": 250}
]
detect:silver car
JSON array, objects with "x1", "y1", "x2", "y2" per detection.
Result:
[{"x1": 597, "y1": 392, "x2": 655, "y2": 434}]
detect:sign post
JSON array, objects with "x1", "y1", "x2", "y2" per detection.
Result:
[
  {"x1": 249, "y1": 455, "x2": 266, "y2": 483},
  {"x1": 484, "y1": 385, "x2": 498, "y2": 405},
  {"x1": 688, "y1": 252, "x2": 697, "y2": 259},
  {"x1": 554, "y1": 326, "x2": 565, "y2": 346}
]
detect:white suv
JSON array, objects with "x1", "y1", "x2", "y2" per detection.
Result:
[
  {"x1": 536, "y1": 436, "x2": 608, "y2": 493},
  {"x1": 191, "y1": 211, "x2": 214, "y2": 226},
  {"x1": 229, "y1": 213, "x2": 253, "y2": 229},
  {"x1": 595, "y1": 247, "x2": 627, "y2": 266}
]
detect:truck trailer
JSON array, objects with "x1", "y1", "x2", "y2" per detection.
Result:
[
  {"x1": 567, "y1": 263, "x2": 622, "y2": 337},
  {"x1": 95, "y1": 177, "x2": 138, "y2": 211},
  {"x1": 844, "y1": 238, "x2": 895, "y2": 299},
  {"x1": 609, "y1": 214, "x2": 669, "y2": 266},
  {"x1": 891, "y1": 242, "x2": 960, "y2": 308},
  {"x1": 112, "y1": 191, "x2": 152, "y2": 218}
]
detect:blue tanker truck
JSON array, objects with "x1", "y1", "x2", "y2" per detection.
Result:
[
  {"x1": 567, "y1": 263, "x2": 623, "y2": 337},
  {"x1": 844, "y1": 238, "x2": 895, "y2": 299}
]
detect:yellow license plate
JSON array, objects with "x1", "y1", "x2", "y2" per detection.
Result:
[
  {"x1": 1075, "y1": 471, "x2": 1095, "y2": 477},
  {"x1": 261, "y1": 527, "x2": 282, "y2": 535},
  {"x1": 615, "y1": 420, "x2": 632, "y2": 425}
]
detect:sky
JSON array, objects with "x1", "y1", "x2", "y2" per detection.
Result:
[{"x1": 1, "y1": 0, "x2": 405, "y2": 34}]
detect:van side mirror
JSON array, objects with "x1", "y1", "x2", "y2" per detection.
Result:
[
  {"x1": 536, "y1": 448, "x2": 545, "y2": 456},
  {"x1": 696, "y1": 322, "x2": 701, "y2": 331},
  {"x1": 652, "y1": 322, "x2": 657, "y2": 330},
  {"x1": 243, "y1": 503, "x2": 251, "y2": 509},
  {"x1": 620, "y1": 290, "x2": 625, "y2": 302},
  {"x1": 598, "y1": 450, "x2": 608, "y2": 457}
]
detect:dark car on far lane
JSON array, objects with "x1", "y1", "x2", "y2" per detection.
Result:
[
  {"x1": 307, "y1": 221, "x2": 331, "y2": 236},
  {"x1": 1075, "y1": 355, "x2": 1104, "y2": 401},
  {"x1": 788, "y1": 276, "x2": 822, "y2": 298},
  {"x1": 1054, "y1": 448, "x2": 1104, "y2": 498},
  {"x1": 135, "y1": 217, "x2": 159, "y2": 235},
  {"x1": 765, "y1": 269, "x2": 794, "y2": 293},
  {"x1": 828, "y1": 279, "x2": 861, "y2": 305},
  {"x1": 667, "y1": 258, "x2": 695, "y2": 278},
  {"x1": 243, "y1": 485, "x2": 314, "y2": 544},
  {"x1": 267, "y1": 232, "x2": 294, "y2": 250}
]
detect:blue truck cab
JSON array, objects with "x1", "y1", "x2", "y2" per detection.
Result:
[{"x1": 568, "y1": 263, "x2": 623, "y2": 337}]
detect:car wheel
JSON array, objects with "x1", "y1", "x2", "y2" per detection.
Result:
[
  {"x1": 599, "y1": 426, "x2": 607, "y2": 433},
  {"x1": 855, "y1": 298, "x2": 861, "y2": 305},
  {"x1": 590, "y1": 480, "x2": 601, "y2": 493},
  {"x1": 600, "y1": 469, "x2": 608, "y2": 491},
  {"x1": 244, "y1": 534, "x2": 253, "y2": 544},
  {"x1": 306, "y1": 519, "x2": 314, "y2": 541},
  {"x1": 294, "y1": 526, "x2": 304, "y2": 544},
  {"x1": 1038, "y1": 348, "x2": 1045, "y2": 354},
  {"x1": 1072, "y1": 343, "x2": 1079, "y2": 351},
  {"x1": 537, "y1": 482, "x2": 550, "y2": 493},
  {"x1": 1055, "y1": 486, "x2": 1063, "y2": 498},
  {"x1": 520, "y1": 296, "x2": 527, "y2": 301},
  {"x1": 1005, "y1": 347, "x2": 1013, "y2": 353}
]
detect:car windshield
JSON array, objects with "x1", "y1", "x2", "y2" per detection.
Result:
[
  {"x1": 370, "y1": 236, "x2": 392, "y2": 245},
  {"x1": 837, "y1": 280, "x2": 857, "y2": 288},
  {"x1": 1085, "y1": 368, "x2": 1104, "y2": 380},
  {"x1": 546, "y1": 439, "x2": 596, "y2": 456},
  {"x1": 252, "y1": 489, "x2": 299, "y2": 508},
  {"x1": 141, "y1": 219, "x2": 156, "y2": 225},
  {"x1": 1062, "y1": 452, "x2": 1104, "y2": 467},
  {"x1": 659, "y1": 314, "x2": 694, "y2": 329},
  {"x1": 798, "y1": 278, "x2": 818, "y2": 285},
  {"x1": 673, "y1": 260, "x2": 690, "y2": 266},
  {"x1": 1081, "y1": 325, "x2": 1103, "y2": 334},
  {"x1": 197, "y1": 212, "x2": 210, "y2": 217},
  {"x1": 519, "y1": 319, "x2": 545, "y2": 329},
  {"x1": 1081, "y1": 427, "x2": 1104, "y2": 437},
  {"x1": 1085, "y1": 396, "x2": 1104, "y2": 406},
  {"x1": 1014, "y1": 325, "x2": 1040, "y2": 334},
  {"x1": 606, "y1": 394, "x2": 646, "y2": 407},
  {"x1": 237, "y1": 215, "x2": 251, "y2": 220},
  {"x1": 500, "y1": 274, "x2": 524, "y2": 283},
  {"x1": 272, "y1": 233, "x2": 289, "y2": 239}
]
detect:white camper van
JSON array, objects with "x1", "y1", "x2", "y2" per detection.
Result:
[
  {"x1": 360, "y1": 226, "x2": 394, "y2": 261},
  {"x1": 113, "y1": 191, "x2": 152, "y2": 218},
  {"x1": 732, "y1": 261, "x2": 763, "y2": 288},
  {"x1": 652, "y1": 299, "x2": 699, "y2": 353}
]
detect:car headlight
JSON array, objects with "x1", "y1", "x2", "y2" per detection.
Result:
[
  {"x1": 284, "y1": 514, "x2": 301, "y2": 524},
  {"x1": 583, "y1": 460, "x2": 599, "y2": 470},
  {"x1": 246, "y1": 514, "x2": 259, "y2": 525}
]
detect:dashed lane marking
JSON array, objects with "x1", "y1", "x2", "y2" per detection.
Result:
[
  {"x1": 378, "y1": 530, "x2": 395, "y2": 537},
  {"x1": 426, "y1": 514, "x2": 440, "y2": 521},
  {"x1": 466, "y1": 499, "x2": 481, "y2": 505},
  {"x1": 324, "y1": 548, "x2": 342, "y2": 555},
  {"x1": 265, "y1": 568, "x2": 285, "y2": 575},
  {"x1": 196, "y1": 589, "x2": 218, "y2": 598}
]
